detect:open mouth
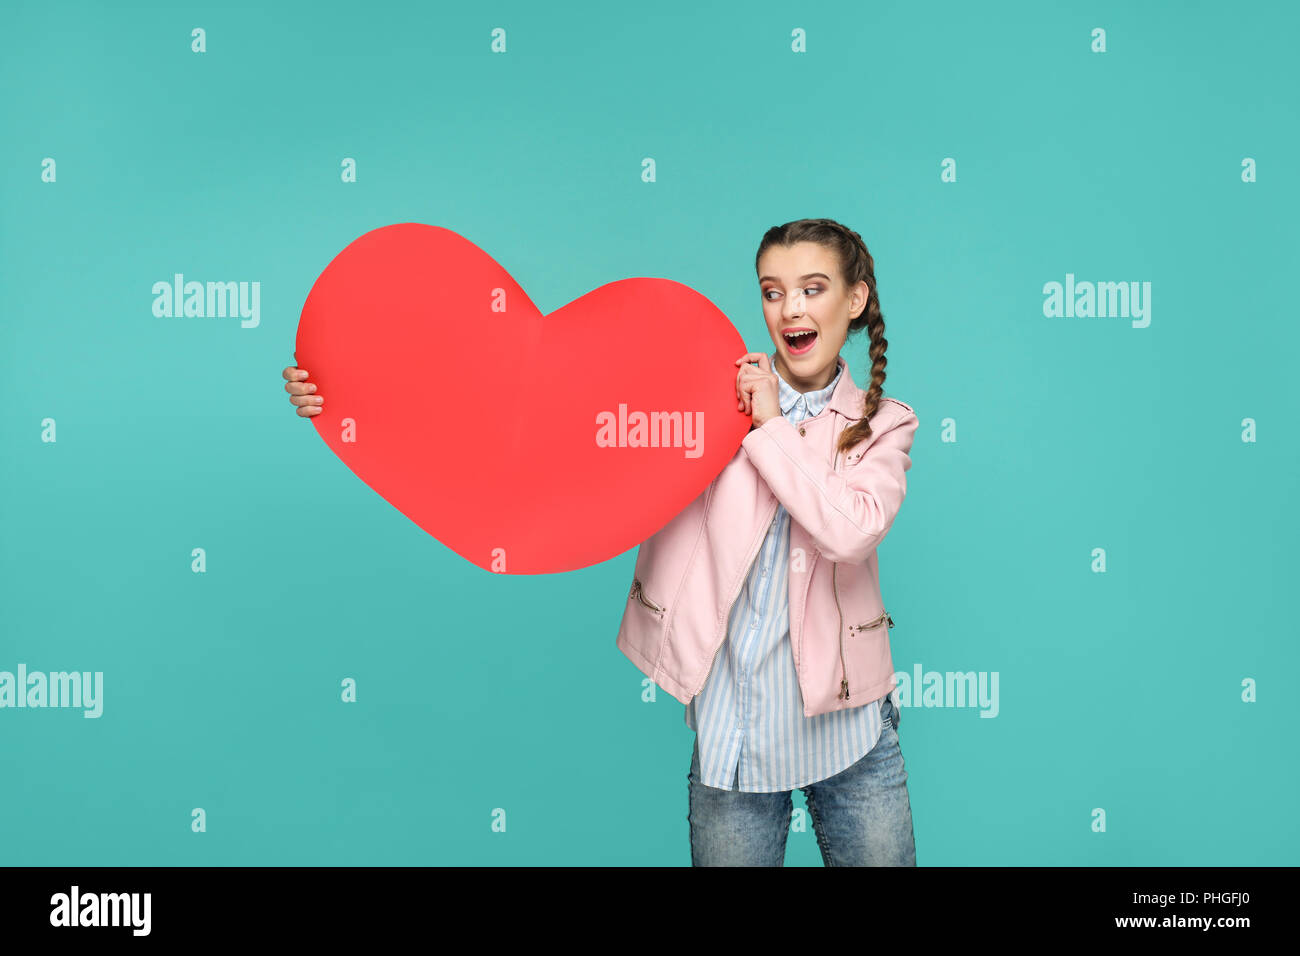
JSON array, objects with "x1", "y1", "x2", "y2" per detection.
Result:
[{"x1": 783, "y1": 329, "x2": 818, "y2": 355}]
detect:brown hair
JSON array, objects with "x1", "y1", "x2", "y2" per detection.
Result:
[{"x1": 754, "y1": 217, "x2": 888, "y2": 454}]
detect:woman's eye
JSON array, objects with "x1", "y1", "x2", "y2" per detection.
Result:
[{"x1": 764, "y1": 286, "x2": 822, "y2": 300}]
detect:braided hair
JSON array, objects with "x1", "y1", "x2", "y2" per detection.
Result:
[{"x1": 754, "y1": 217, "x2": 888, "y2": 454}]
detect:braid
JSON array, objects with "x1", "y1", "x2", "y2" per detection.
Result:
[{"x1": 823, "y1": 222, "x2": 886, "y2": 454}]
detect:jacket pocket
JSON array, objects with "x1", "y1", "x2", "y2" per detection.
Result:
[
  {"x1": 848, "y1": 610, "x2": 894, "y2": 634},
  {"x1": 843, "y1": 608, "x2": 895, "y2": 708},
  {"x1": 618, "y1": 575, "x2": 669, "y2": 675},
  {"x1": 630, "y1": 577, "x2": 666, "y2": 618}
]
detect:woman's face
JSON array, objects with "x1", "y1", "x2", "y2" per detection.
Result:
[{"x1": 757, "y1": 241, "x2": 868, "y2": 390}]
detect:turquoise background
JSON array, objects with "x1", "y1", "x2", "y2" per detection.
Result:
[{"x1": 2, "y1": 0, "x2": 1297, "y2": 865}]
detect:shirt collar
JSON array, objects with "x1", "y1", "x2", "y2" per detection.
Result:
[{"x1": 771, "y1": 352, "x2": 844, "y2": 417}]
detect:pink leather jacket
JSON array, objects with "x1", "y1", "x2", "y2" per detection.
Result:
[{"x1": 615, "y1": 354, "x2": 919, "y2": 718}]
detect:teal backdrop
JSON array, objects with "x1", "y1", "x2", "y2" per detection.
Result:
[{"x1": 2, "y1": 0, "x2": 1296, "y2": 865}]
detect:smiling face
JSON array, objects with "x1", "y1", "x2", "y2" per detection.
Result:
[{"x1": 758, "y1": 241, "x2": 869, "y2": 392}]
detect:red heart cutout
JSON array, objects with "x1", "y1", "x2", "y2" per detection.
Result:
[{"x1": 295, "y1": 223, "x2": 750, "y2": 573}]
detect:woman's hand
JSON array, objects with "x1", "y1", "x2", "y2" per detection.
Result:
[
  {"x1": 735, "y1": 353, "x2": 781, "y2": 429},
  {"x1": 282, "y1": 365, "x2": 323, "y2": 417}
]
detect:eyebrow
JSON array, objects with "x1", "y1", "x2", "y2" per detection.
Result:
[{"x1": 759, "y1": 272, "x2": 831, "y2": 284}]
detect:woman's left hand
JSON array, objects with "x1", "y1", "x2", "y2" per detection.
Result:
[{"x1": 735, "y1": 353, "x2": 781, "y2": 429}]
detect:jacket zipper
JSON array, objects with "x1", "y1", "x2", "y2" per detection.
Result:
[
  {"x1": 833, "y1": 442, "x2": 849, "y2": 702},
  {"x1": 834, "y1": 563, "x2": 848, "y2": 700},
  {"x1": 828, "y1": 443, "x2": 896, "y2": 700}
]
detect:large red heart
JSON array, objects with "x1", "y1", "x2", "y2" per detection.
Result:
[{"x1": 294, "y1": 223, "x2": 750, "y2": 574}]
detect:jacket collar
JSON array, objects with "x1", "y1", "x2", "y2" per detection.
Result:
[{"x1": 768, "y1": 352, "x2": 867, "y2": 421}]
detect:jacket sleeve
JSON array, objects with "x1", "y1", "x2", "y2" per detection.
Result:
[{"x1": 740, "y1": 406, "x2": 918, "y2": 564}]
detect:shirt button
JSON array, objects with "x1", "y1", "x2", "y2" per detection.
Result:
[{"x1": 798, "y1": 426, "x2": 806, "y2": 436}]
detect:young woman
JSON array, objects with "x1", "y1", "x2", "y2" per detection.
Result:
[{"x1": 282, "y1": 217, "x2": 919, "y2": 867}]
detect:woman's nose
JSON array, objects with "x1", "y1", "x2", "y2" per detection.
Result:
[{"x1": 785, "y1": 288, "x2": 807, "y2": 317}]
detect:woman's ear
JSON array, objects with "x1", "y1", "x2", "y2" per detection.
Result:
[{"x1": 851, "y1": 281, "x2": 870, "y2": 319}]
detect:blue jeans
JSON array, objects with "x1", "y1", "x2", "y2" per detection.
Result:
[{"x1": 687, "y1": 693, "x2": 917, "y2": 866}]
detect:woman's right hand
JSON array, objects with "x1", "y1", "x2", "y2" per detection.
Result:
[{"x1": 282, "y1": 365, "x2": 323, "y2": 417}]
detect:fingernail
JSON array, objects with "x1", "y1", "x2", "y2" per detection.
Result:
[{"x1": 308, "y1": 384, "x2": 316, "y2": 392}]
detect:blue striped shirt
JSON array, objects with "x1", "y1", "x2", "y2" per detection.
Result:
[{"x1": 684, "y1": 352, "x2": 885, "y2": 792}]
